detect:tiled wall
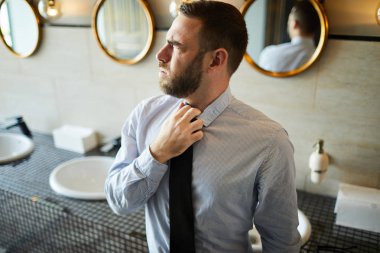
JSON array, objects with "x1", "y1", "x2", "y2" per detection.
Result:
[{"x1": 0, "y1": 26, "x2": 379, "y2": 196}]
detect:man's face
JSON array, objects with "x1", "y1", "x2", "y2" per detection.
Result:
[{"x1": 156, "y1": 14, "x2": 206, "y2": 98}]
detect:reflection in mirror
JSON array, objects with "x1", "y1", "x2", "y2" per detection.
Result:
[
  {"x1": 241, "y1": 0, "x2": 328, "y2": 77},
  {"x1": 0, "y1": 0, "x2": 41, "y2": 57},
  {"x1": 92, "y1": 0, "x2": 154, "y2": 64}
]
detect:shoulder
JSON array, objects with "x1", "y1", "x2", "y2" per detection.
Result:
[
  {"x1": 124, "y1": 95, "x2": 179, "y2": 131},
  {"x1": 260, "y1": 45, "x2": 276, "y2": 60},
  {"x1": 223, "y1": 97, "x2": 292, "y2": 155},
  {"x1": 261, "y1": 42, "x2": 292, "y2": 56},
  {"x1": 138, "y1": 94, "x2": 176, "y2": 110},
  {"x1": 259, "y1": 43, "x2": 292, "y2": 68},
  {"x1": 227, "y1": 97, "x2": 284, "y2": 132},
  {"x1": 230, "y1": 97, "x2": 291, "y2": 144},
  {"x1": 132, "y1": 95, "x2": 178, "y2": 117}
]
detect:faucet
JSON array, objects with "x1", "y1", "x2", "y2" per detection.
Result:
[
  {"x1": 100, "y1": 137, "x2": 121, "y2": 153},
  {"x1": 0, "y1": 116, "x2": 32, "y2": 138}
]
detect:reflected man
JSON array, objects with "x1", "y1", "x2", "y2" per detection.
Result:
[{"x1": 259, "y1": 0, "x2": 319, "y2": 72}]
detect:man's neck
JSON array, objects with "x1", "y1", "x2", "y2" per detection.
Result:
[{"x1": 185, "y1": 82, "x2": 229, "y2": 112}]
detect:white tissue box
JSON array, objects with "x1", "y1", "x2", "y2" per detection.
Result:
[
  {"x1": 53, "y1": 125, "x2": 98, "y2": 153},
  {"x1": 335, "y1": 183, "x2": 380, "y2": 233}
]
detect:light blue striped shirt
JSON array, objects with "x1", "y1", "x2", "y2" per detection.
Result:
[
  {"x1": 258, "y1": 36, "x2": 315, "y2": 72},
  {"x1": 105, "y1": 88, "x2": 300, "y2": 253}
]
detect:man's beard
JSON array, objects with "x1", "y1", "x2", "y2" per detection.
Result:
[{"x1": 159, "y1": 52, "x2": 205, "y2": 98}]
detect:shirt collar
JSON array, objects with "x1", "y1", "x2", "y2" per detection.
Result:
[
  {"x1": 291, "y1": 36, "x2": 314, "y2": 46},
  {"x1": 194, "y1": 87, "x2": 232, "y2": 127}
]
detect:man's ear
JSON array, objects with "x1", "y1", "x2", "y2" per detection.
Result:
[
  {"x1": 293, "y1": 20, "x2": 300, "y2": 29},
  {"x1": 209, "y1": 48, "x2": 228, "y2": 68}
]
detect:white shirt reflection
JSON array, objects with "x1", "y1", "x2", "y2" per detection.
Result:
[{"x1": 258, "y1": 36, "x2": 315, "y2": 72}]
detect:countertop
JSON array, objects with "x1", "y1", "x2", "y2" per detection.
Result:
[{"x1": 0, "y1": 131, "x2": 379, "y2": 253}]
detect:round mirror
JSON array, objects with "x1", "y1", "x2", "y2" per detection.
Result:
[
  {"x1": 0, "y1": 0, "x2": 41, "y2": 58},
  {"x1": 241, "y1": 0, "x2": 328, "y2": 77},
  {"x1": 92, "y1": 0, "x2": 155, "y2": 64}
]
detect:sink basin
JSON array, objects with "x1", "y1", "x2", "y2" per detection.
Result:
[
  {"x1": 249, "y1": 209, "x2": 311, "y2": 252},
  {"x1": 0, "y1": 133, "x2": 34, "y2": 164},
  {"x1": 49, "y1": 156, "x2": 114, "y2": 200}
]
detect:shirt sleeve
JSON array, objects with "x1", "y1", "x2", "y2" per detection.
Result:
[
  {"x1": 254, "y1": 129, "x2": 301, "y2": 253},
  {"x1": 104, "y1": 105, "x2": 168, "y2": 215}
]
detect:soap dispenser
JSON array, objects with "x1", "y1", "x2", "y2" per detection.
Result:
[{"x1": 309, "y1": 139, "x2": 329, "y2": 184}]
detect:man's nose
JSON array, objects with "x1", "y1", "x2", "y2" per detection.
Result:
[{"x1": 156, "y1": 44, "x2": 171, "y2": 63}]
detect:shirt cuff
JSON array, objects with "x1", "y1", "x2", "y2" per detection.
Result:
[{"x1": 136, "y1": 148, "x2": 168, "y2": 183}]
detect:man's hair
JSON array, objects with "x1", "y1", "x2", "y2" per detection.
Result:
[
  {"x1": 179, "y1": 1, "x2": 248, "y2": 75},
  {"x1": 291, "y1": 0, "x2": 319, "y2": 35}
]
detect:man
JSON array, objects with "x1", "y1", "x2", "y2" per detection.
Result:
[
  {"x1": 259, "y1": 0, "x2": 319, "y2": 72},
  {"x1": 105, "y1": 1, "x2": 300, "y2": 252}
]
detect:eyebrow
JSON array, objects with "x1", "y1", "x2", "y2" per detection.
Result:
[{"x1": 167, "y1": 39, "x2": 183, "y2": 48}]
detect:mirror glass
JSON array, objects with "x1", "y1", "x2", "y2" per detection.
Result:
[
  {"x1": 93, "y1": 0, "x2": 154, "y2": 64},
  {"x1": 242, "y1": 0, "x2": 328, "y2": 77},
  {"x1": 0, "y1": 0, "x2": 41, "y2": 57}
]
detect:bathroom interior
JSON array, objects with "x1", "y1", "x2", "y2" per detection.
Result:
[{"x1": 0, "y1": 0, "x2": 379, "y2": 252}]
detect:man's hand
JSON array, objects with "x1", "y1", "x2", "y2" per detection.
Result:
[{"x1": 149, "y1": 103, "x2": 204, "y2": 164}]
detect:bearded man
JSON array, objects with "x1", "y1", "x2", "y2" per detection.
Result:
[{"x1": 105, "y1": 1, "x2": 300, "y2": 253}]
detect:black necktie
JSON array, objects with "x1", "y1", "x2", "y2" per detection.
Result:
[{"x1": 169, "y1": 145, "x2": 195, "y2": 253}]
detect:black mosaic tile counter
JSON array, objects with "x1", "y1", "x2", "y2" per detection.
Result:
[
  {"x1": 0, "y1": 131, "x2": 379, "y2": 252},
  {"x1": 0, "y1": 132, "x2": 147, "y2": 252},
  {"x1": 298, "y1": 192, "x2": 380, "y2": 253}
]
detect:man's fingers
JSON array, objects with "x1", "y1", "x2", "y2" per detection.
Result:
[
  {"x1": 182, "y1": 107, "x2": 202, "y2": 123},
  {"x1": 178, "y1": 102, "x2": 186, "y2": 109},
  {"x1": 191, "y1": 118, "x2": 204, "y2": 132},
  {"x1": 191, "y1": 130, "x2": 204, "y2": 143},
  {"x1": 175, "y1": 103, "x2": 191, "y2": 118}
]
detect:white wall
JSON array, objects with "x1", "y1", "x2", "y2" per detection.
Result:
[{"x1": 0, "y1": 26, "x2": 379, "y2": 197}]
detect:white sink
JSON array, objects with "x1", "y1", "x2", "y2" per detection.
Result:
[
  {"x1": 49, "y1": 156, "x2": 114, "y2": 200},
  {"x1": 0, "y1": 133, "x2": 34, "y2": 164},
  {"x1": 249, "y1": 209, "x2": 311, "y2": 252}
]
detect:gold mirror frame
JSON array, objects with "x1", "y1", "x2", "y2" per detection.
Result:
[
  {"x1": 92, "y1": 0, "x2": 155, "y2": 65},
  {"x1": 241, "y1": 0, "x2": 328, "y2": 77},
  {"x1": 0, "y1": 0, "x2": 42, "y2": 58}
]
